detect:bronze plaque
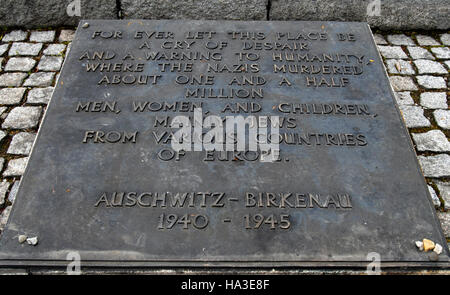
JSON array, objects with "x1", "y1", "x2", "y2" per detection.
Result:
[{"x1": 0, "y1": 20, "x2": 448, "y2": 270}]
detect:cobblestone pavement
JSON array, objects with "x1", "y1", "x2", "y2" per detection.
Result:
[{"x1": 0, "y1": 28, "x2": 448, "y2": 245}]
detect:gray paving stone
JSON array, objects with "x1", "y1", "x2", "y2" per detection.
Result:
[
  {"x1": 9, "y1": 42, "x2": 43, "y2": 56},
  {"x1": 430, "y1": 47, "x2": 450, "y2": 59},
  {"x1": 3, "y1": 157, "x2": 28, "y2": 177},
  {"x1": 386, "y1": 59, "x2": 415, "y2": 75},
  {"x1": 7, "y1": 132, "x2": 36, "y2": 155},
  {"x1": 0, "y1": 206, "x2": 11, "y2": 228},
  {"x1": 394, "y1": 92, "x2": 414, "y2": 106},
  {"x1": 0, "y1": 109, "x2": 6, "y2": 119},
  {"x1": 437, "y1": 212, "x2": 450, "y2": 237},
  {"x1": 433, "y1": 110, "x2": 450, "y2": 130},
  {"x1": 412, "y1": 130, "x2": 450, "y2": 152},
  {"x1": 0, "y1": 181, "x2": 10, "y2": 206},
  {"x1": 427, "y1": 185, "x2": 441, "y2": 208},
  {"x1": 398, "y1": 105, "x2": 431, "y2": 128},
  {"x1": 445, "y1": 60, "x2": 450, "y2": 69},
  {"x1": 55, "y1": 73, "x2": 61, "y2": 85},
  {"x1": 37, "y1": 56, "x2": 63, "y2": 71},
  {"x1": 0, "y1": 130, "x2": 6, "y2": 142},
  {"x1": 377, "y1": 46, "x2": 408, "y2": 59},
  {"x1": 0, "y1": 73, "x2": 27, "y2": 86},
  {"x1": 387, "y1": 34, "x2": 415, "y2": 46},
  {"x1": 0, "y1": 87, "x2": 26, "y2": 105},
  {"x1": 416, "y1": 75, "x2": 446, "y2": 89},
  {"x1": 407, "y1": 46, "x2": 435, "y2": 60},
  {"x1": 389, "y1": 76, "x2": 418, "y2": 91},
  {"x1": 29, "y1": 31, "x2": 55, "y2": 43},
  {"x1": 4, "y1": 57, "x2": 36, "y2": 72},
  {"x1": 418, "y1": 154, "x2": 450, "y2": 178},
  {"x1": 413, "y1": 59, "x2": 447, "y2": 74},
  {"x1": 23, "y1": 72, "x2": 55, "y2": 86},
  {"x1": 2, "y1": 30, "x2": 27, "y2": 42},
  {"x1": 0, "y1": 44, "x2": 9, "y2": 57},
  {"x1": 66, "y1": 43, "x2": 72, "y2": 55},
  {"x1": 373, "y1": 34, "x2": 387, "y2": 45},
  {"x1": 27, "y1": 87, "x2": 54, "y2": 104},
  {"x1": 440, "y1": 33, "x2": 450, "y2": 46},
  {"x1": 420, "y1": 92, "x2": 447, "y2": 109},
  {"x1": 43, "y1": 44, "x2": 66, "y2": 56},
  {"x1": 8, "y1": 181, "x2": 20, "y2": 204},
  {"x1": 416, "y1": 35, "x2": 440, "y2": 46},
  {"x1": 2, "y1": 106, "x2": 42, "y2": 129},
  {"x1": 435, "y1": 181, "x2": 450, "y2": 211},
  {"x1": 59, "y1": 30, "x2": 75, "y2": 42}
]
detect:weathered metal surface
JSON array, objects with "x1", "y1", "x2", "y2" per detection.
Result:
[{"x1": 0, "y1": 20, "x2": 448, "y2": 269}]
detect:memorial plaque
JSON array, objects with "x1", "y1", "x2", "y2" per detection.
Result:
[{"x1": 0, "y1": 20, "x2": 448, "y2": 270}]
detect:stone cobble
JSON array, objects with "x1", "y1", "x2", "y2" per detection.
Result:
[{"x1": 0, "y1": 28, "x2": 448, "y2": 243}]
